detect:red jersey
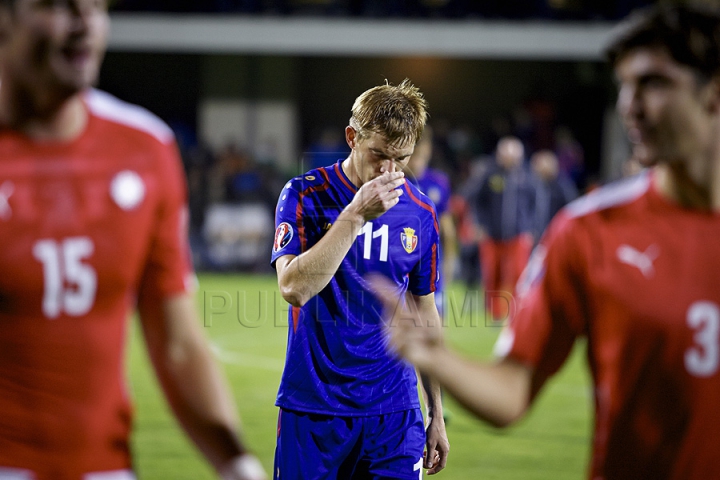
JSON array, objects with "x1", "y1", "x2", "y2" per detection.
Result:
[
  {"x1": 0, "y1": 90, "x2": 193, "y2": 479},
  {"x1": 497, "y1": 170, "x2": 720, "y2": 480}
]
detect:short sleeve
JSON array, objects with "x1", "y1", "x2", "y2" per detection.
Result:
[
  {"x1": 138, "y1": 141, "x2": 195, "y2": 299},
  {"x1": 408, "y1": 208, "x2": 441, "y2": 296},
  {"x1": 494, "y1": 212, "x2": 588, "y2": 394},
  {"x1": 271, "y1": 180, "x2": 304, "y2": 266}
]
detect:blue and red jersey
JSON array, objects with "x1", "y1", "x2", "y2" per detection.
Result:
[{"x1": 271, "y1": 160, "x2": 440, "y2": 416}]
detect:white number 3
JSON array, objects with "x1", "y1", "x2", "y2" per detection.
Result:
[
  {"x1": 33, "y1": 237, "x2": 97, "y2": 319},
  {"x1": 685, "y1": 301, "x2": 720, "y2": 377}
]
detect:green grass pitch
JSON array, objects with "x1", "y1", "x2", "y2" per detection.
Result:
[{"x1": 129, "y1": 273, "x2": 592, "y2": 479}]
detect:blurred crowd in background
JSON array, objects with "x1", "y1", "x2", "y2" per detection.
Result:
[
  {"x1": 111, "y1": 0, "x2": 651, "y2": 283},
  {"x1": 113, "y1": 0, "x2": 653, "y2": 20},
  {"x1": 182, "y1": 97, "x2": 605, "y2": 286}
]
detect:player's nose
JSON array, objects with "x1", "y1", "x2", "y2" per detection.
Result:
[
  {"x1": 617, "y1": 83, "x2": 643, "y2": 121},
  {"x1": 379, "y1": 160, "x2": 395, "y2": 173}
]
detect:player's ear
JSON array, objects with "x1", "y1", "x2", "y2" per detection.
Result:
[{"x1": 345, "y1": 125, "x2": 357, "y2": 149}]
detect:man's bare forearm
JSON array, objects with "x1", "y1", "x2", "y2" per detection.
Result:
[
  {"x1": 138, "y1": 294, "x2": 250, "y2": 470},
  {"x1": 277, "y1": 208, "x2": 364, "y2": 306},
  {"x1": 418, "y1": 349, "x2": 532, "y2": 428}
]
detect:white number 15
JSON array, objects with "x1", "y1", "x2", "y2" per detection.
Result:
[{"x1": 33, "y1": 237, "x2": 97, "y2": 319}]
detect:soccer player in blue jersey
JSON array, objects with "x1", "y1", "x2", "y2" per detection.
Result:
[{"x1": 271, "y1": 80, "x2": 450, "y2": 479}]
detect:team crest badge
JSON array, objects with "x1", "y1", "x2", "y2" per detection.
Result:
[
  {"x1": 111, "y1": 170, "x2": 145, "y2": 210},
  {"x1": 274, "y1": 222, "x2": 294, "y2": 252},
  {"x1": 401, "y1": 227, "x2": 418, "y2": 254}
]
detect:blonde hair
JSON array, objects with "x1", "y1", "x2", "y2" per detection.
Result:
[{"x1": 349, "y1": 78, "x2": 429, "y2": 147}]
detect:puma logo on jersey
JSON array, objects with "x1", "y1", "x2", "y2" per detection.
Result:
[
  {"x1": 616, "y1": 243, "x2": 659, "y2": 278},
  {"x1": 0, "y1": 181, "x2": 14, "y2": 220}
]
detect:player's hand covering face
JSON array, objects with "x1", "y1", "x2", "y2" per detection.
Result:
[{"x1": 348, "y1": 170, "x2": 405, "y2": 221}]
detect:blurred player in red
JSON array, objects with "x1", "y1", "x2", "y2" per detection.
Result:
[
  {"x1": 0, "y1": 1, "x2": 265, "y2": 479},
  {"x1": 373, "y1": 4, "x2": 720, "y2": 479}
]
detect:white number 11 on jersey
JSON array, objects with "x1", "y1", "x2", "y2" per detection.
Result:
[
  {"x1": 33, "y1": 237, "x2": 97, "y2": 319},
  {"x1": 360, "y1": 221, "x2": 389, "y2": 262}
]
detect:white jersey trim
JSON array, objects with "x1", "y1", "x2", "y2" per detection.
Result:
[
  {"x1": 84, "y1": 470, "x2": 136, "y2": 480},
  {"x1": 565, "y1": 171, "x2": 651, "y2": 219},
  {"x1": 0, "y1": 468, "x2": 34, "y2": 480},
  {"x1": 85, "y1": 89, "x2": 174, "y2": 145}
]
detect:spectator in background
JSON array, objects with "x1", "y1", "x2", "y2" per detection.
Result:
[
  {"x1": 406, "y1": 125, "x2": 459, "y2": 305},
  {"x1": 472, "y1": 136, "x2": 536, "y2": 320},
  {"x1": 554, "y1": 125, "x2": 585, "y2": 187},
  {"x1": 451, "y1": 156, "x2": 492, "y2": 287},
  {"x1": 0, "y1": 0, "x2": 265, "y2": 478},
  {"x1": 530, "y1": 149, "x2": 578, "y2": 241},
  {"x1": 305, "y1": 126, "x2": 351, "y2": 171},
  {"x1": 217, "y1": 143, "x2": 259, "y2": 203},
  {"x1": 183, "y1": 143, "x2": 215, "y2": 231}
]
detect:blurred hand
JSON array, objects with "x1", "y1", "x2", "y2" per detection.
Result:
[
  {"x1": 219, "y1": 454, "x2": 268, "y2": 480},
  {"x1": 367, "y1": 274, "x2": 443, "y2": 370},
  {"x1": 369, "y1": 274, "x2": 449, "y2": 473},
  {"x1": 347, "y1": 171, "x2": 405, "y2": 221}
]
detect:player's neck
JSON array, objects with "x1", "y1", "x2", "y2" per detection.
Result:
[
  {"x1": 341, "y1": 157, "x2": 363, "y2": 188},
  {"x1": 0, "y1": 79, "x2": 88, "y2": 142},
  {"x1": 655, "y1": 160, "x2": 720, "y2": 212}
]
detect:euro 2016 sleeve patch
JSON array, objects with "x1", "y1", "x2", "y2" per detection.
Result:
[{"x1": 274, "y1": 222, "x2": 294, "y2": 253}]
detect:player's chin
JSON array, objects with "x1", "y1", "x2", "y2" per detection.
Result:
[
  {"x1": 56, "y1": 60, "x2": 102, "y2": 90},
  {"x1": 631, "y1": 144, "x2": 658, "y2": 167}
]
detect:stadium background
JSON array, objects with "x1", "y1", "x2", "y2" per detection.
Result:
[{"x1": 103, "y1": 1, "x2": 655, "y2": 477}]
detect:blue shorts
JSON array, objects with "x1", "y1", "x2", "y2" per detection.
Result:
[{"x1": 273, "y1": 408, "x2": 425, "y2": 480}]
